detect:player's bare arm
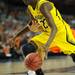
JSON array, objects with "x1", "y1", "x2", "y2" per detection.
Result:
[{"x1": 40, "y1": 2, "x2": 57, "y2": 48}]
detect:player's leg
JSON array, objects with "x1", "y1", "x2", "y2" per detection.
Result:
[
  {"x1": 21, "y1": 42, "x2": 37, "y2": 57},
  {"x1": 26, "y1": 68, "x2": 44, "y2": 75},
  {"x1": 21, "y1": 42, "x2": 44, "y2": 75},
  {"x1": 70, "y1": 54, "x2": 75, "y2": 62},
  {"x1": 35, "y1": 68, "x2": 44, "y2": 75}
]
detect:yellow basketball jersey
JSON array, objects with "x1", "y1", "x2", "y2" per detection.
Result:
[{"x1": 28, "y1": 0, "x2": 75, "y2": 55}]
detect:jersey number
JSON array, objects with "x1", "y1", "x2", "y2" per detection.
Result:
[{"x1": 40, "y1": 19, "x2": 48, "y2": 29}]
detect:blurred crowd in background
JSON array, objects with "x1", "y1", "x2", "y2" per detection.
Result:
[
  {"x1": 0, "y1": 0, "x2": 75, "y2": 61},
  {"x1": 0, "y1": 1, "x2": 30, "y2": 61}
]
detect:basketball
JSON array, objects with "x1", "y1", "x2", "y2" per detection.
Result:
[{"x1": 24, "y1": 52, "x2": 42, "y2": 71}]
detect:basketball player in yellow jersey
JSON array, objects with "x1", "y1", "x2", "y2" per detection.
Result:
[{"x1": 21, "y1": 0, "x2": 75, "y2": 75}]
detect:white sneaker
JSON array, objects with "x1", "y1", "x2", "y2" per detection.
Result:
[{"x1": 27, "y1": 70, "x2": 36, "y2": 75}]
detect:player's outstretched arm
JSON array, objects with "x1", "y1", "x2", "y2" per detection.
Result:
[{"x1": 40, "y1": 2, "x2": 57, "y2": 58}]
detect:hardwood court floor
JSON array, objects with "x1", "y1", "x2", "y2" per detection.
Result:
[{"x1": 0, "y1": 55, "x2": 75, "y2": 75}]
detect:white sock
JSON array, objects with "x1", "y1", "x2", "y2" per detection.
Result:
[{"x1": 28, "y1": 70, "x2": 36, "y2": 75}]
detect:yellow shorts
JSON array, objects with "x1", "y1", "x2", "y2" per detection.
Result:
[{"x1": 31, "y1": 30, "x2": 75, "y2": 57}]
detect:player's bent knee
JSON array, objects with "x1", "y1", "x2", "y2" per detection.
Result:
[{"x1": 21, "y1": 43, "x2": 37, "y2": 56}]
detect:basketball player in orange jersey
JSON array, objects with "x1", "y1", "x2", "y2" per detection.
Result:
[{"x1": 12, "y1": 0, "x2": 75, "y2": 75}]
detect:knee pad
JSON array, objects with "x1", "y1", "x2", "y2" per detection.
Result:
[{"x1": 21, "y1": 43, "x2": 37, "y2": 56}]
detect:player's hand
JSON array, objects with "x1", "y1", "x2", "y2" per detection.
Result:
[
  {"x1": 38, "y1": 45, "x2": 48, "y2": 60},
  {"x1": 28, "y1": 20, "x2": 43, "y2": 32}
]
